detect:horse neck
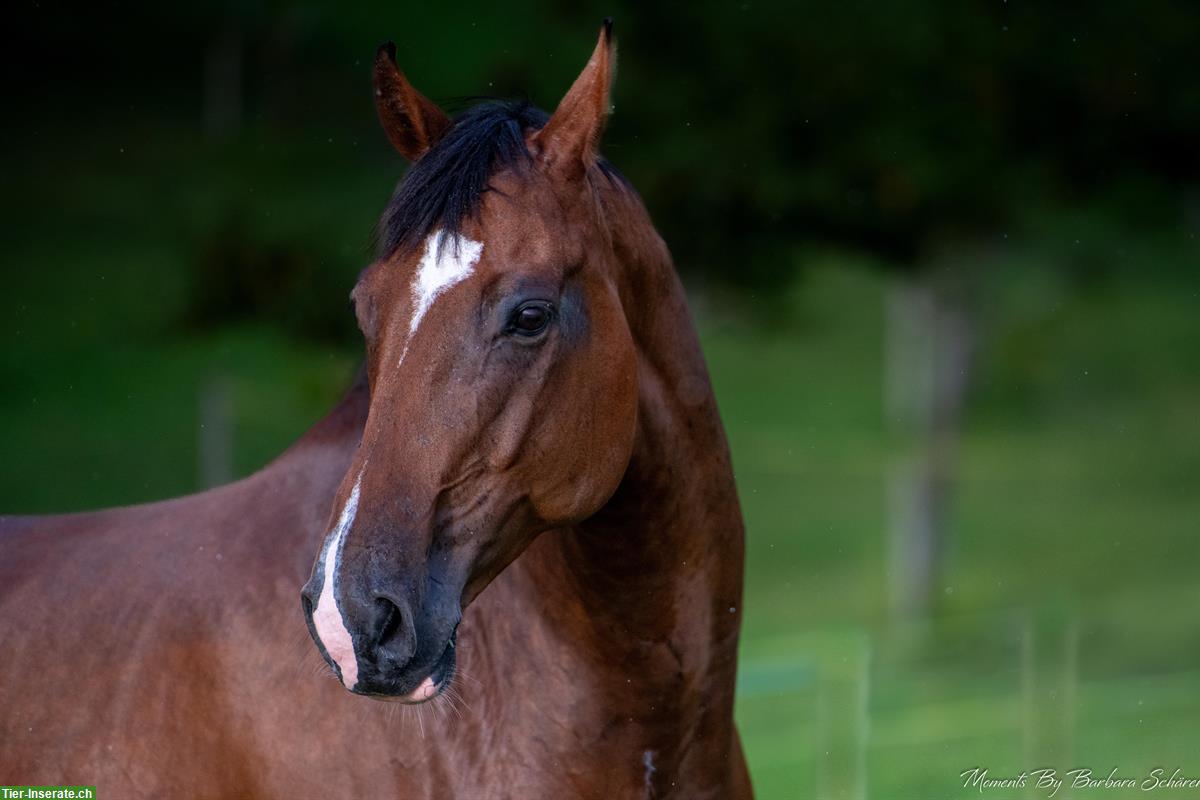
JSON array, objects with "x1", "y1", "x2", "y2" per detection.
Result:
[{"x1": 552, "y1": 207, "x2": 746, "y2": 685}]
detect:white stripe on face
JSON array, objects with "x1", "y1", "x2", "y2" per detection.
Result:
[
  {"x1": 398, "y1": 230, "x2": 484, "y2": 366},
  {"x1": 312, "y1": 471, "x2": 364, "y2": 689}
]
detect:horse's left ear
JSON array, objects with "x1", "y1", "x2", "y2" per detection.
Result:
[
  {"x1": 531, "y1": 19, "x2": 616, "y2": 178},
  {"x1": 374, "y1": 41, "x2": 453, "y2": 161}
]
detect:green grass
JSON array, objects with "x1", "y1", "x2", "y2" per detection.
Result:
[
  {"x1": 708, "y1": 266, "x2": 1200, "y2": 798},
  {"x1": 3, "y1": 127, "x2": 1199, "y2": 798}
]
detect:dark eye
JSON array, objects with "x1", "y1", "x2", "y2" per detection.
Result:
[{"x1": 509, "y1": 301, "x2": 554, "y2": 337}]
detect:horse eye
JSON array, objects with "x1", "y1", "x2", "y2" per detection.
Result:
[{"x1": 509, "y1": 302, "x2": 553, "y2": 336}]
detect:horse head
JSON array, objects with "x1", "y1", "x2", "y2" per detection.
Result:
[{"x1": 301, "y1": 22, "x2": 647, "y2": 701}]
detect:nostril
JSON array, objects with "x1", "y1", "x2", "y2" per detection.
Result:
[
  {"x1": 373, "y1": 595, "x2": 407, "y2": 653},
  {"x1": 300, "y1": 590, "x2": 315, "y2": 621}
]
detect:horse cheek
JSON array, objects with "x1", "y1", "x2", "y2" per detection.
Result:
[{"x1": 534, "y1": 345, "x2": 637, "y2": 525}]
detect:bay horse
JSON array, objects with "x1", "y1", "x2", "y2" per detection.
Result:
[{"x1": 0, "y1": 22, "x2": 751, "y2": 799}]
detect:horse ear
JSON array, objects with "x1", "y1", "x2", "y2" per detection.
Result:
[
  {"x1": 373, "y1": 42, "x2": 453, "y2": 161},
  {"x1": 531, "y1": 19, "x2": 616, "y2": 178}
]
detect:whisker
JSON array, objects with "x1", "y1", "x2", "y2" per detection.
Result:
[
  {"x1": 430, "y1": 698, "x2": 447, "y2": 727},
  {"x1": 448, "y1": 681, "x2": 470, "y2": 719},
  {"x1": 454, "y1": 667, "x2": 483, "y2": 688},
  {"x1": 451, "y1": 690, "x2": 468, "y2": 719}
]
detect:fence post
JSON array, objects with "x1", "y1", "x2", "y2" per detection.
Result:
[
  {"x1": 1022, "y1": 607, "x2": 1079, "y2": 799},
  {"x1": 198, "y1": 374, "x2": 233, "y2": 489},
  {"x1": 815, "y1": 632, "x2": 871, "y2": 800}
]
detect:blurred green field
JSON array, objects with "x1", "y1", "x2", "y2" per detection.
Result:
[
  {"x1": 3, "y1": 129, "x2": 1199, "y2": 799},
  {"x1": 716, "y1": 266, "x2": 1200, "y2": 798}
]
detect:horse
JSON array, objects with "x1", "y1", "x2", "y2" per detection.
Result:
[{"x1": 0, "y1": 22, "x2": 752, "y2": 799}]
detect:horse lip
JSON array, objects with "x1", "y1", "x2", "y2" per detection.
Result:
[
  {"x1": 355, "y1": 632, "x2": 457, "y2": 704},
  {"x1": 361, "y1": 681, "x2": 435, "y2": 704}
]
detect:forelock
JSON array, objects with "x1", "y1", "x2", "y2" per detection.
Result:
[{"x1": 376, "y1": 99, "x2": 627, "y2": 259}]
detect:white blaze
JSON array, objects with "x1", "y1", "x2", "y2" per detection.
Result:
[
  {"x1": 398, "y1": 230, "x2": 484, "y2": 366},
  {"x1": 312, "y1": 472, "x2": 364, "y2": 689},
  {"x1": 312, "y1": 233, "x2": 483, "y2": 686}
]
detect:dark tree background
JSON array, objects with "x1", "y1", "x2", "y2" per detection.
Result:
[{"x1": 12, "y1": 1, "x2": 1197, "y2": 287}]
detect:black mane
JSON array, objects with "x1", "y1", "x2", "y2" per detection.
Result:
[{"x1": 376, "y1": 99, "x2": 624, "y2": 258}]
